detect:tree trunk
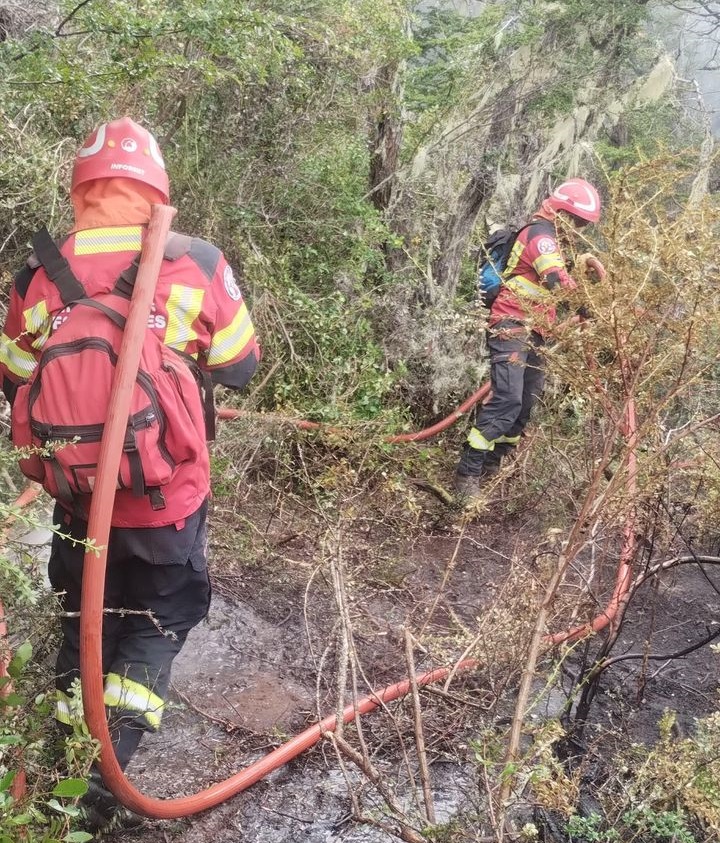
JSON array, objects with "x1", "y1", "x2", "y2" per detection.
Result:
[
  {"x1": 368, "y1": 63, "x2": 404, "y2": 214},
  {"x1": 431, "y1": 168, "x2": 493, "y2": 299}
]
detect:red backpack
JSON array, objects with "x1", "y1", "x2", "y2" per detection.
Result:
[{"x1": 11, "y1": 228, "x2": 215, "y2": 512}]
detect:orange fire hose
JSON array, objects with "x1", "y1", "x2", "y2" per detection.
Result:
[
  {"x1": 66, "y1": 204, "x2": 475, "y2": 818},
  {"x1": 1, "y1": 213, "x2": 634, "y2": 818},
  {"x1": 216, "y1": 383, "x2": 492, "y2": 443}
]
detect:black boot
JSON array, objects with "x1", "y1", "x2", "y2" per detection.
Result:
[
  {"x1": 482, "y1": 453, "x2": 502, "y2": 477},
  {"x1": 79, "y1": 769, "x2": 144, "y2": 834}
]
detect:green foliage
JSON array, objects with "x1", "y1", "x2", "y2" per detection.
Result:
[
  {"x1": 405, "y1": 4, "x2": 506, "y2": 114},
  {"x1": 563, "y1": 708, "x2": 720, "y2": 842},
  {"x1": 597, "y1": 102, "x2": 702, "y2": 169},
  {"x1": 256, "y1": 277, "x2": 404, "y2": 421},
  {"x1": 567, "y1": 813, "x2": 619, "y2": 842},
  {"x1": 0, "y1": 445, "x2": 96, "y2": 841},
  {"x1": 567, "y1": 808, "x2": 697, "y2": 842},
  {"x1": 0, "y1": 645, "x2": 97, "y2": 843}
]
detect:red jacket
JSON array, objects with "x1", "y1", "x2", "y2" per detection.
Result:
[
  {"x1": 490, "y1": 218, "x2": 576, "y2": 336},
  {"x1": 0, "y1": 224, "x2": 260, "y2": 527}
]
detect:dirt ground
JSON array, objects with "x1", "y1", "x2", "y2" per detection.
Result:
[
  {"x1": 86, "y1": 484, "x2": 720, "y2": 843},
  {"x1": 5, "y1": 446, "x2": 718, "y2": 843}
]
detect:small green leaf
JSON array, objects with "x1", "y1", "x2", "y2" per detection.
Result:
[
  {"x1": 0, "y1": 770, "x2": 16, "y2": 792},
  {"x1": 0, "y1": 735, "x2": 23, "y2": 745},
  {"x1": 0, "y1": 692, "x2": 25, "y2": 707},
  {"x1": 7, "y1": 640, "x2": 32, "y2": 678},
  {"x1": 52, "y1": 778, "x2": 89, "y2": 798},
  {"x1": 47, "y1": 798, "x2": 81, "y2": 816},
  {"x1": 64, "y1": 834, "x2": 94, "y2": 842}
]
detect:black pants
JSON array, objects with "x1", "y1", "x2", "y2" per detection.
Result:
[
  {"x1": 49, "y1": 499, "x2": 211, "y2": 769},
  {"x1": 457, "y1": 326, "x2": 545, "y2": 476}
]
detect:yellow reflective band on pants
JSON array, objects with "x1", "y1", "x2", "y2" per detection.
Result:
[
  {"x1": 55, "y1": 688, "x2": 87, "y2": 728},
  {"x1": 103, "y1": 672, "x2": 164, "y2": 730},
  {"x1": 467, "y1": 427, "x2": 495, "y2": 451},
  {"x1": 495, "y1": 434, "x2": 520, "y2": 445}
]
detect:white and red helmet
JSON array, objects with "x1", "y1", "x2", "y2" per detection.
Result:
[
  {"x1": 542, "y1": 178, "x2": 601, "y2": 224},
  {"x1": 71, "y1": 117, "x2": 169, "y2": 202}
]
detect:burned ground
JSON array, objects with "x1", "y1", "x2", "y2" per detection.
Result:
[{"x1": 88, "y1": 453, "x2": 720, "y2": 843}]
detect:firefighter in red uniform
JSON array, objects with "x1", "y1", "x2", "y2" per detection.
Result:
[
  {"x1": 455, "y1": 178, "x2": 605, "y2": 498},
  {"x1": 0, "y1": 118, "x2": 260, "y2": 829}
]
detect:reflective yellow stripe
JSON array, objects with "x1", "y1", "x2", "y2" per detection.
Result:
[
  {"x1": 74, "y1": 226, "x2": 143, "y2": 255},
  {"x1": 0, "y1": 334, "x2": 38, "y2": 379},
  {"x1": 104, "y1": 672, "x2": 164, "y2": 730},
  {"x1": 55, "y1": 689, "x2": 86, "y2": 728},
  {"x1": 164, "y1": 284, "x2": 204, "y2": 352},
  {"x1": 468, "y1": 427, "x2": 495, "y2": 451},
  {"x1": 207, "y1": 303, "x2": 254, "y2": 366},
  {"x1": 504, "y1": 241, "x2": 524, "y2": 274},
  {"x1": 533, "y1": 253, "x2": 564, "y2": 274},
  {"x1": 496, "y1": 434, "x2": 520, "y2": 444},
  {"x1": 23, "y1": 300, "x2": 50, "y2": 336},
  {"x1": 55, "y1": 696, "x2": 73, "y2": 726},
  {"x1": 504, "y1": 275, "x2": 551, "y2": 300}
]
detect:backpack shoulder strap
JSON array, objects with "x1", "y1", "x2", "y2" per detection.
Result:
[
  {"x1": 32, "y1": 227, "x2": 86, "y2": 306},
  {"x1": 72, "y1": 298, "x2": 127, "y2": 330},
  {"x1": 111, "y1": 231, "x2": 193, "y2": 299},
  {"x1": 164, "y1": 232, "x2": 193, "y2": 261},
  {"x1": 111, "y1": 255, "x2": 142, "y2": 299}
]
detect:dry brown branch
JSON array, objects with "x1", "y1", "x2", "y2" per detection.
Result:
[
  {"x1": 60, "y1": 607, "x2": 177, "y2": 640},
  {"x1": 403, "y1": 627, "x2": 435, "y2": 825},
  {"x1": 327, "y1": 732, "x2": 426, "y2": 843}
]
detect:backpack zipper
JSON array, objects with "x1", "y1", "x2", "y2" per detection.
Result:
[{"x1": 29, "y1": 338, "x2": 176, "y2": 472}]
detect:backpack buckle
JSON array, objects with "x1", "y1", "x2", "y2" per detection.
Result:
[{"x1": 148, "y1": 488, "x2": 166, "y2": 510}]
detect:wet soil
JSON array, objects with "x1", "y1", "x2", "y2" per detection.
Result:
[
  {"x1": 8, "y1": 490, "x2": 720, "y2": 842},
  {"x1": 569, "y1": 557, "x2": 720, "y2": 743},
  {"x1": 102, "y1": 508, "x2": 720, "y2": 842}
]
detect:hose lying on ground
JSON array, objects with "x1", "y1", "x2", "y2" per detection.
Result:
[{"x1": 0, "y1": 209, "x2": 637, "y2": 818}]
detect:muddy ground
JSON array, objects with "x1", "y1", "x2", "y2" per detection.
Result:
[
  {"x1": 8, "y1": 476, "x2": 720, "y2": 843},
  {"x1": 103, "y1": 495, "x2": 720, "y2": 842}
]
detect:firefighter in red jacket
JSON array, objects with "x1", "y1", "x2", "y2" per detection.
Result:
[
  {"x1": 455, "y1": 178, "x2": 605, "y2": 498},
  {"x1": 0, "y1": 118, "x2": 260, "y2": 829}
]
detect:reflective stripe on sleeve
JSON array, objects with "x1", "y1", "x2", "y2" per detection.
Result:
[
  {"x1": 0, "y1": 334, "x2": 38, "y2": 379},
  {"x1": 207, "y1": 302, "x2": 254, "y2": 367},
  {"x1": 468, "y1": 427, "x2": 495, "y2": 451},
  {"x1": 164, "y1": 284, "x2": 205, "y2": 352},
  {"x1": 104, "y1": 672, "x2": 164, "y2": 730},
  {"x1": 533, "y1": 253, "x2": 565, "y2": 274},
  {"x1": 22, "y1": 300, "x2": 50, "y2": 337}
]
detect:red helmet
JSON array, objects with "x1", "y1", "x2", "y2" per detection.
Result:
[
  {"x1": 541, "y1": 178, "x2": 601, "y2": 224},
  {"x1": 71, "y1": 117, "x2": 169, "y2": 203}
]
